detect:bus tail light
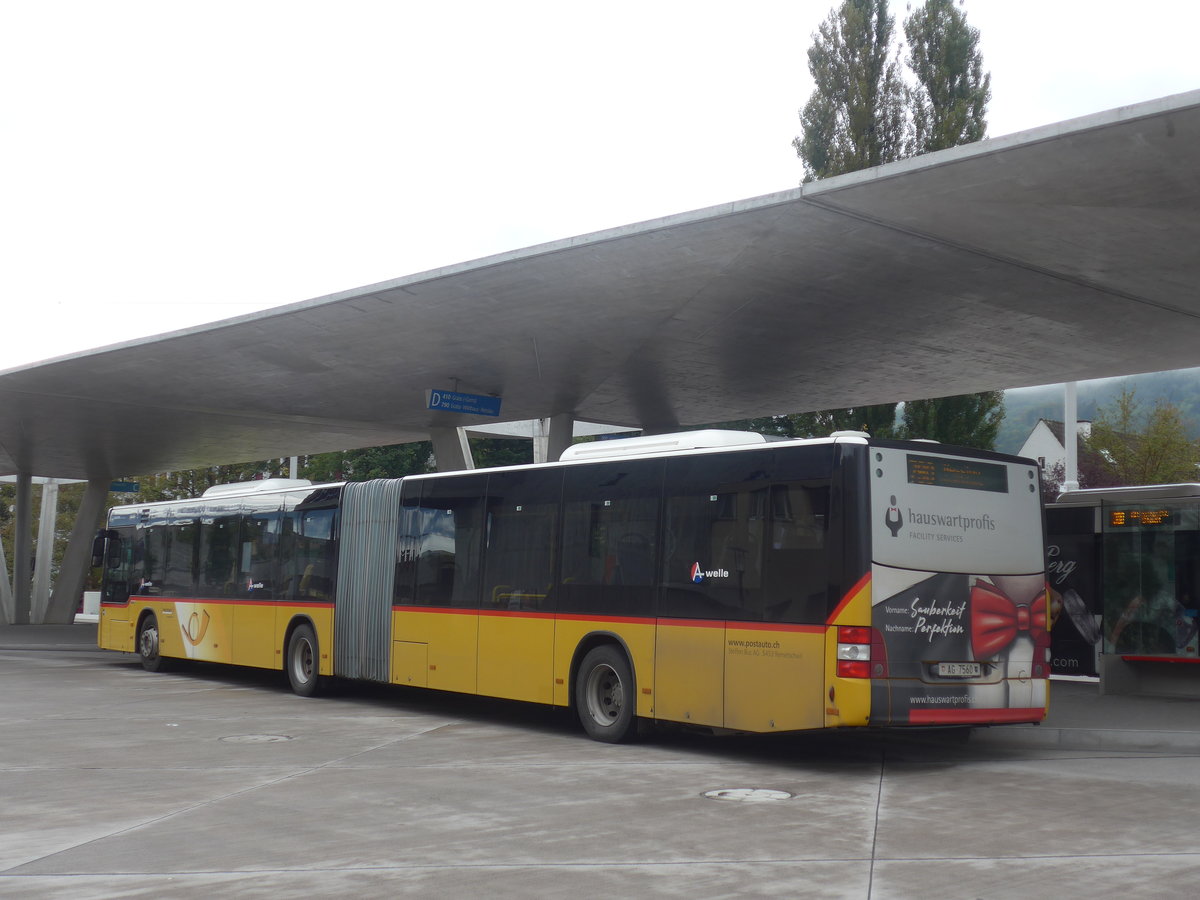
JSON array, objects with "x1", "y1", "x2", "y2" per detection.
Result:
[{"x1": 837, "y1": 626, "x2": 873, "y2": 678}]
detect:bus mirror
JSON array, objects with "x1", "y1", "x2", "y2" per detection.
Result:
[{"x1": 91, "y1": 529, "x2": 119, "y2": 568}]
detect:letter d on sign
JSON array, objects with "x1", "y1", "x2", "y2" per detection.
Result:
[{"x1": 431, "y1": 391, "x2": 442, "y2": 408}]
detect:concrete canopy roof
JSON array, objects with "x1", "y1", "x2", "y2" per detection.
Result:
[{"x1": 3, "y1": 90, "x2": 1199, "y2": 481}]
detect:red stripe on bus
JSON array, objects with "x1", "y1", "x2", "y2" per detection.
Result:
[
  {"x1": 1120, "y1": 655, "x2": 1200, "y2": 664},
  {"x1": 555, "y1": 613, "x2": 657, "y2": 626},
  {"x1": 825, "y1": 571, "x2": 871, "y2": 625},
  {"x1": 477, "y1": 608, "x2": 556, "y2": 621},
  {"x1": 726, "y1": 621, "x2": 824, "y2": 634},
  {"x1": 100, "y1": 598, "x2": 332, "y2": 609},
  {"x1": 388, "y1": 608, "x2": 825, "y2": 632},
  {"x1": 907, "y1": 707, "x2": 1046, "y2": 725},
  {"x1": 392, "y1": 606, "x2": 478, "y2": 616}
]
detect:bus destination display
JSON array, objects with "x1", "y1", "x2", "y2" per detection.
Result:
[
  {"x1": 906, "y1": 454, "x2": 1008, "y2": 493},
  {"x1": 1109, "y1": 508, "x2": 1171, "y2": 527}
]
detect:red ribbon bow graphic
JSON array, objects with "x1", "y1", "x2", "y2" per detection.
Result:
[{"x1": 970, "y1": 581, "x2": 1047, "y2": 659}]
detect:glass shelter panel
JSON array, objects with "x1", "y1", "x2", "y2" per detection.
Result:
[{"x1": 1103, "y1": 500, "x2": 1200, "y2": 657}]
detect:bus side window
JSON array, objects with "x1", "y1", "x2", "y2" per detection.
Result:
[
  {"x1": 661, "y1": 452, "x2": 772, "y2": 621},
  {"x1": 413, "y1": 475, "x2": 487, "y2": 608},
  {"x1": 764, "y1": 482, "x2": 830, "y2": 624},
  {"x1": 199, "y1": 510, "x2": 240, "y2": 597},
  {"x1": 296, "y1": 508, "x2": 337, "y2": 602},
  {"x1": 558, "y1": 459, "x2": 662, "y2": 617},
  {"x1": 483, "y1": 469, "x2": 560, "y2": 611}
]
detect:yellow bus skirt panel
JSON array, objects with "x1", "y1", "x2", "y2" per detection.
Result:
[
  {"x1": 232, "y1": 601, "x2": 276, "y2": 669},
  {"x1": 391, "y1": 607, "x2": 479, "y2": 695},
  {"x1": 654, "y1": 618, "x2": 724, "y2": 727},
  {"x1": 478, "y1": 610, "x2": 555, "y2": 704},
  {"x1": 98, "y1": 604, "x2": 134, "y2": 653},
  {"x1": 724, "y1": 622, "x2": 826, "y2": 732}
]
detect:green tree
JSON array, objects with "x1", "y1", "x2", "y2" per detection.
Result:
[
  {"x1": 905, "y1": 0, "x2": 991, "y2": 153},
  {"x1": 900, "y1": 391, "x2": 1004, "y2": 449},
  {"x1": 1086, "y1": 387, "x2": 1200, "y2": 485},
  {"x1": 705, "y1": 406, "x2": 898, "y2": 439},
  {"x1": 303, "y1": 444, "x2": 433, "y2": 482},
  {"x1": 794, "y1": 0, "x2": 908, "y2": 182}
]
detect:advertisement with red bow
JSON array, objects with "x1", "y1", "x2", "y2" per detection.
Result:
[
  {"x1": 870, "y1": 567, "x2": 1050, "y2": 724},
  {"x1": 867, "y1": 445, "x2": 1049, "y2": 726}
]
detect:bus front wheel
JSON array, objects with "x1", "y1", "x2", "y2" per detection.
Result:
[
  {"x1": 286, "y1": 624, "x2": 321, "y2": 697},
  {"x1": 138, "y1": 613, "x2": 167, "y2": 673},
  {"x1": 575, "y1": 645, "x2": 637, "y2": 743}
]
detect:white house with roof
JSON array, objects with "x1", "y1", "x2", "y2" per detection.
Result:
[{"x1": 1019, "y1": 419, "x2": 1092, "y2": 474}]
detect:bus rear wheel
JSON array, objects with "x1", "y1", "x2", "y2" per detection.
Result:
[
  {"x1": 286, "y1": 624, "x2": 321, "y2": 697},
  {"x1": 138, "y1": 613, "x2": 167, "y2": 673},
  {"x1": 575, "y1": 645, "x2": 636, "y2": 743}
]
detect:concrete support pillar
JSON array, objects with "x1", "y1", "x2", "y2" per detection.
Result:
[
  {"x1": 1063, "y1": 382, "x2": 1079, "y2": 492},
  {"x1": 45, "y1": 479, "x2": 111, "y2": 624},
  {"x1": 31, "y1": 479, "x2": 59, "y2": 623},
  {"x1": 12, "y1": 473, "x2": 33, "y2": 625},
  {"x1": 430, "y1": 427, "x2": 475, "y2": 472},
  {"x1": 543, "y1": 412, "x2": 575, "y2": 464}
]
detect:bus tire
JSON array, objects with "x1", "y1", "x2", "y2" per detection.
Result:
[
  {"x1": 286, "y1": 624, "x2": 321, "y2": 697},
  {"x1": 575, "y1": 644, "x2": 637, "y2": 743},
  {"x1": 138, "y1": 612, "x2": 168, "y2": 673}
]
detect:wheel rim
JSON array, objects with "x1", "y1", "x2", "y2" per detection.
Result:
[
  {"x1": 584, "y1": 663, "x2": 623, "y2": 727},
  {"x1": 139, "y1": 622, "x2": 159, "y2": 660},
  {"x1": 292, "y1": 637, "x2": 314, "y2": 685}
]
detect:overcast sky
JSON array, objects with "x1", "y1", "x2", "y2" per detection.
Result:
[{"x1": 3, "y1": 0, "x2": 1197, "y2": 371}]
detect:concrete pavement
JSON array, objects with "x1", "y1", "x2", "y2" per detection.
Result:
[{"x1": 2, "y1": 623, "x2": 1199, "y2": 898}]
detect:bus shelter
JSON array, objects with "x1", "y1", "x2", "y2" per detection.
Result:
[{"x1": 1048, "y1": 485, "x2": 1200, "y2": 696}]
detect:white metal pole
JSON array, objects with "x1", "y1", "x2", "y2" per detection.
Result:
[{"x1": 1063, "y1": 382, "x2": 1079, "y2": 492}]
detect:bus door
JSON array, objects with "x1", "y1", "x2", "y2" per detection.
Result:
[
  {"x1": 97, "y1": 514, "x2": 138, "y2": 652},
  {"x1": 394, "y1": 476, "x2": 484, "y2": 694},
  {"x1": 657, "y1": 457, "x2": 756, "y2": 728},
  {"x1": 724, "y1": 481, "x2": 828, "y2": 733},
  {"x1": 233, "y1": 496, "x2": 283, "y2": 670},
  {"x1": 477, "y1": 470, "x2": 559, "y2": 704}
]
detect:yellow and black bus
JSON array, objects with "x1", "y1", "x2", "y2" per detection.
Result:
[{"x1": 95, "y1": 430, "x2": 1049, "y2": 741}]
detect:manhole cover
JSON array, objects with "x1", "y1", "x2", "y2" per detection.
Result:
[
  {"x1": 219, "y1": 734, "x2": 294, "y2": 743},
  {"x1": 702, "y1": 788, "x2": 793, "y2": 802}
]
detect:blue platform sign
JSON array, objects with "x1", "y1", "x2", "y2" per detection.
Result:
[
  {"x1": 426, "y1": 389, "x2": 502, "y2": 417},
  {"x1": 109, "y1": 481, "x2": 140, "y2": 493}
]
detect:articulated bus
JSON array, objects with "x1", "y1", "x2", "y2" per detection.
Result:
[{"x1": 95, "y1": 430, "x2": 1049, "y2": 741}]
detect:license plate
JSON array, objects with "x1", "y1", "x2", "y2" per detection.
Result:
[{"x1": 937, "y1": 662, "x2": 981, "y2": 678}]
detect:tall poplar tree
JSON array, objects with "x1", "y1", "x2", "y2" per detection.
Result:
[
  {"x1": 901, "y1": 391, "x2": 1004, "y2": 448},
  {"x1": 794, "y1": 0, "x2": 908, "y2": 182},
  {"x1": 905, "y1": 0, "x2": 991, "y2": 153}
]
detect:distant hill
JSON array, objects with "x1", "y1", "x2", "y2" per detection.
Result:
[{"x1": 996, "y1": 367, "x2": 1200, "y2": 454}]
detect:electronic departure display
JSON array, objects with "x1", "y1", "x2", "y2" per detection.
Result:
[
  {"x1": 906, "y1": 454, "x2": 1008, "y2": 493},
  {"x1": 1109, "y1": 508, "x2": 1171, "y2": 527}
]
